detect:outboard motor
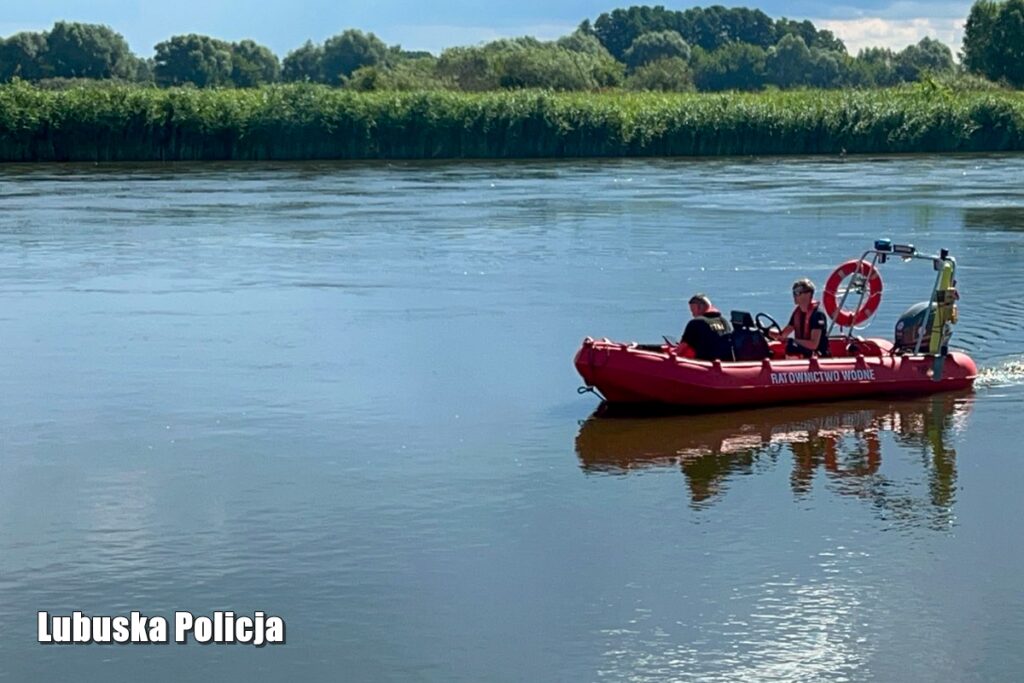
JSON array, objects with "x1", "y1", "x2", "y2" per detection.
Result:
[{"x1": 894, "y1": 302, "x2": 950, "y2": 354}]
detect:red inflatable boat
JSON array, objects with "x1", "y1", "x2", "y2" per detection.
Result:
[{"x1": 575, "y1": 241, "x2": 978, "y2": 410}]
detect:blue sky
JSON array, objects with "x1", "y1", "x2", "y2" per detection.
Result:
[{"x1": 0, "y1": 1, "x2": 972, "y2": 57}]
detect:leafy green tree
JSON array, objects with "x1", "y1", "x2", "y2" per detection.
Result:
[
  {"x1": 230, "y1": 39, "x2": 280, "y2": 87},
  {"x1": 688, "y1": 6, "x2": 730, "y2": 51},
  {"x1": 849, "y1": 47, "x2": 898, "y2": 87},
  {"x1": 895, "y1": 37, "x2": 954, "y2": 82},
  {"x1": 995, "y1": 0, "x2": 1024, "y2": 85},
  {"x1": 282, "y1": 41, "x2": 324, "y2": 82},
  {"x1": 482, "y1": 37, "x2": 547, "y2": 55},
  {"x1": 591, "y1": 6, "x2": 842, "y2": 60},
  {"x1": 44, "y1": 21, "x2": 135, "y2": 79},
  {"x1": 623, "y1": 30, "x2": 690, "y2": 70},
  {"x1": 625, "y1": 56, "x2": 692, "y2": 91},
  {"x1": 557, "y1": 27, "x2": 612, "y2": 56},
  {"x1": 775, "y1": 18, "x2": 846, "y2": 52},
  {"x1": 345, "y1": 65, "x2": 386, "y2": 91},
  {"x1": 385, "y1": 45, "x2": 432, "y2": 63},
  {"x1": 322, "y1": 29, "x2": 388, "y2": 85},
  {"x1": 556, "y1": 30, "x2": 623, "y2": 87},
  {"x1": 154, "y1": 34, "x2": 233, "y2": 87},
  {"x1": 692, "y1": 43, "x2": 767, "y2": 91},
  {"x1": 677, "y1": 7, "x2": 709, "y2": 50},
  {"x1": 435, "y1": 36, "x2": 625, "y2": 92},
  {"x1": 808, "y1": 49, "x2": 842, "y2": 87},
  {"x1": 815, "y1": 28, "x2": 846, "y2": 54},
  {"x1": 991, "y1": 0, "x2": 1024, "y2": 86},
  {"x1": 962, "y1": 0, "x2": 1024, "y2": 85},
  {"x1": 133, "y1": 56, "x2": 155, "y2": 83},
  {"x1": 0, "y1": 31, "x2": 49, "y2": 81},
  {"x1": 576, "y1": 19, "x2": 596, "y2": 37},
  {"x1": 347, "y1": 56, "x2": 444, "y2": 91},
  {"x1": 581, "y1": 48, "x2": 627, "y2": 88},
  {"x1": 593, "y1": 7, "x2": 666, "y2": 60},
  {"x1": 497, "y1": 48, "x2": 584, "y2": 90},
  {"x1": 722, "y1": 7, "x2": 776, "y2": 48},
  {"x1": 766, "y1": 33, "x2": 813, "y2": 88},
  {"x1": 436, "y1": 46, "x2": 500, "y2": 90},
  {"x1": 962, "y1": 0, "x2": 999, "y2": 76},
  {"x1": 496, "y1": 44, "x2": 622, "y2": 90}
]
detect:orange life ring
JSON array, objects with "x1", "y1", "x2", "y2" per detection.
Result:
[{"x1": 823, "y1": 259, "x2": 883, "y2": 327}]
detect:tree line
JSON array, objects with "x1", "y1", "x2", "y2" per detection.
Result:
[{"x1": 0, "y1": 3, "x2": 1021, "y2": 93}]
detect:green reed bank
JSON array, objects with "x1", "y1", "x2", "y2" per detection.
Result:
[{"x1": 2, "y1": 81, "x2": 1024, "y2": 161}]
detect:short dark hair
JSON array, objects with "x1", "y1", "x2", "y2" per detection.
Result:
[
  {"x1": 791, "y1": 278, "x2": 815, "y2": 294},
  {"x1": 688, "y1": 293, "x2": 711, "y2": 307}
]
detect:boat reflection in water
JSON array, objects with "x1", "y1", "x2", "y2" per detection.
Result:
[{"x1": 576, "y1": 394, "x2": 972, "y2": 521}]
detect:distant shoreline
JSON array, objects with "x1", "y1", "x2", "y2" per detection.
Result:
[{"x1": 1, "y1": 82, "x2": 1022, "y2": 162}]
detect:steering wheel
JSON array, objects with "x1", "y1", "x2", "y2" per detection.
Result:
[{"x1": 755, "y1": 312, "x2": 781, "y2": 338}]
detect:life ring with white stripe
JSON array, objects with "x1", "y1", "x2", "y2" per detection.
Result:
[{"x1": 823, "y1": 259, "x2": 883, "y2": 327}]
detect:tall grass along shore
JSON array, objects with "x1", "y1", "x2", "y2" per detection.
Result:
[{"x1": 1, "y1": 81, "x2": 1022, "y2": 161}]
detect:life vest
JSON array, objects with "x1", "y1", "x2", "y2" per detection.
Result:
[
  {"x1": 790, "y1": 301, "x2": 829, "y2": 356},
  {"x1": 680, "y1": 308, "x2": 733, "y2": 361},
  {"x1": 701, "y1": 308, "x2": 730, "y2": 335},
  {"x1": 791, "y1": 301, "x2": 820, "y2": 341}
]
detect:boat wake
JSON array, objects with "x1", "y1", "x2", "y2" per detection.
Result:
[{"x1": 975, "y1": 355, "x2": 1024, "y2": 388}]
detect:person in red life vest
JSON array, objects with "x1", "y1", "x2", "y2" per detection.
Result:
[
  {"x1": 770, "y1": 278, "x2": 830, "y2": 357},
  {"x1": 676, "y1": 293, "x2": 733, "y2": 360}
]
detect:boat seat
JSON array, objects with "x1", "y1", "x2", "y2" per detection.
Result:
[{"x1": 729, "y1": 310, "x2": 772, "y2": 361}]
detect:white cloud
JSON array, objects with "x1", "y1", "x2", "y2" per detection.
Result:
[{"x1": 814, "y1": 16, "x2": 966, "y2": 55}]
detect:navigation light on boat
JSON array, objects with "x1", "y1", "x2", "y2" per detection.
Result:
[{"x1": 874, "y1": 239, "x2": 893, "y2": 252}]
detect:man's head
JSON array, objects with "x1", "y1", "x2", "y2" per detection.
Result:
[
  {"x1": 688, "y1": 293, "x2": 712, "y2": 317},
  {"x1": 792, "y1": 278, "x2": 815, "y2": 310}
]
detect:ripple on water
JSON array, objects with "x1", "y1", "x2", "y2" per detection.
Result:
[
  {"x1": 975, "y1": 356, "x2": 1024, "y2": 388},
  {"x1": 3, "y1": 157, "x2": 1024, "y2": 682}
]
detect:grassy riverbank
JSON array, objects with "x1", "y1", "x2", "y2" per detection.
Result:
[{"x1": 1, "y1": 81, "x2": 1023, "y2": 161}]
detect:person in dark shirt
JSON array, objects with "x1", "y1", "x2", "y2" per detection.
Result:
[
  {"x1": 770, "y1": 278, "x2": 830, "y2": 357},
  {"x1": 678, "y1": 293, "x2": 733, "y2": 361}
]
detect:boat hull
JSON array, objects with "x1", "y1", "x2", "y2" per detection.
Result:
[{"x1": 574, "y1": 338, "x2": 977, "y2": 409}]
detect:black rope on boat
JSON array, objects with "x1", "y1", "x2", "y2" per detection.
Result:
[{"x1": 578, "y1": 385, "x2": 605, "y2": 401}]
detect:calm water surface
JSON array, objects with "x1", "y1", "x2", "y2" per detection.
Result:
[{"x1": 1, "y1": 157, "x2": 1024, "y2": 681}]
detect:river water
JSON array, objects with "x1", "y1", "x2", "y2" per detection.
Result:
[{"x1": 1, "y1": 157, "x2": 1023, "y2": 681}]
